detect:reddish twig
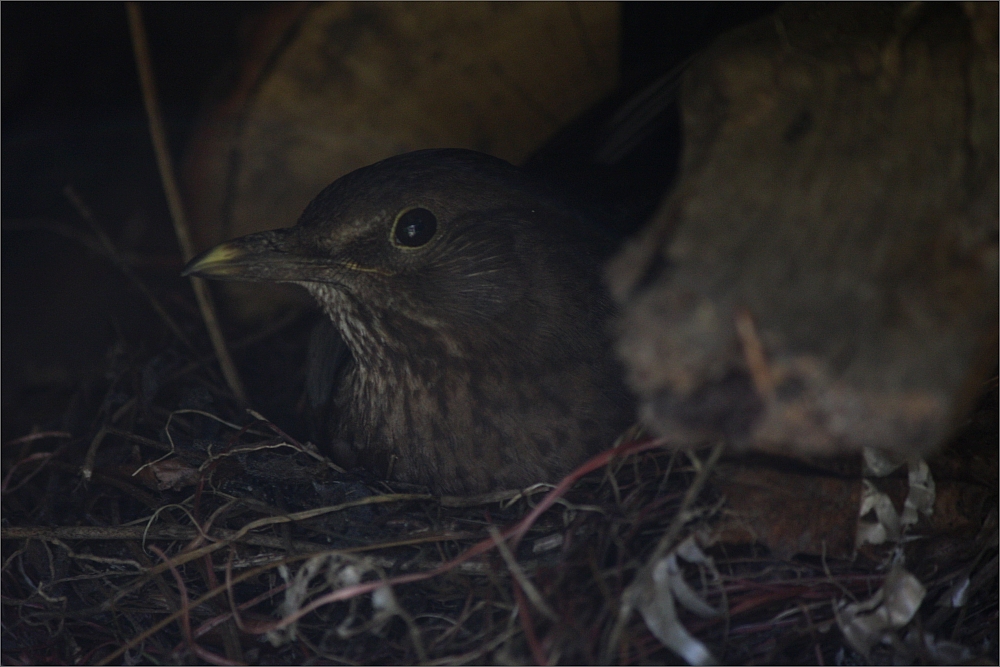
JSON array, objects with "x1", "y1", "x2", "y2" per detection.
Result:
[
  {"x1": 3, "y1": 431, "x2": 72, "y2": 447},
  {"x1": 2, "y1": 453, "x2": 54, "y2": 494},
  {"x1": 514, "y1": 582, "x2": 548, "y2": 665},
  {"x1": 98, "y1": 438, "x2": 667, "y2": 664},
  {"x1": 148, "y1": 545, "x2": 242, "y2": 666},
  {"x1": 260, "y1": 438, "x2": 667, "y2": 633}
]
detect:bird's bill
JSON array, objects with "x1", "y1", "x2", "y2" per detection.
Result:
[{"x1": 182, "y1": 229, "x2": 330, "y2": 283}]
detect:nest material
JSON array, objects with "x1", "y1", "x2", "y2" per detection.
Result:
[{"x1": 2, "y1": 313, "x2": 996, "y2": 665}]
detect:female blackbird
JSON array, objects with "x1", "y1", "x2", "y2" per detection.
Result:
[{"x1": 184, "y1": 149, "x2": 634, "y2": 494}]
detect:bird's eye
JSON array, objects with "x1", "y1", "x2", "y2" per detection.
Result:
[{"x1": 392, "y1": 208, "x2": 437, "y2": 248}]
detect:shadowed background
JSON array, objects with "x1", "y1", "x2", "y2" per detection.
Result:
[{"x1": 2, "y1": 1, "x2": 778, "y2": 441}]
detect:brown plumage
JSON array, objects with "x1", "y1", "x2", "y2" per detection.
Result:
[{"x1": 184, "y1": 149, "x2": 634, "y2": 494}]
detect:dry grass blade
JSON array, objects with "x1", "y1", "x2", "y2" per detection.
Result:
[{"x1": 124, "y1": 1, "x2": 247, "y2": 404}]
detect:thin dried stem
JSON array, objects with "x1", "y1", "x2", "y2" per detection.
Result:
[{"x1": 124, "y1": 1, "x2": 247, "y2": 404}]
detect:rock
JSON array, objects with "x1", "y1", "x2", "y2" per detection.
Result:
[{"x1": 608, "y1": 3, "x2": 998, "y2": 460}]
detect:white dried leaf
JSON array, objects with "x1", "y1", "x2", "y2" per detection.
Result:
[
  {"x1": 855, "y1": 519, "x2": 888, "y2": 546},
  {"x1": 636, "y1": 538, "x2": 719, "y2": 666},
  {"x1": 901, "y1": 459, "x2": 935, "y2": 526},
  {"x1": 336, "y1": 564, "x2": 362, "y2": 587},
  {"x1": 638, "y1": 565, "x2": 717, "y2": 666},
  {"x1": 532, "y1": 533, "x2": 564, "y2": 553},
  {"x1": 913, "y1": 630, "x2": 973, "y2": 663},
  {"x1": 856, "y1": 480, "x2": 901, "y2": 546},
  {"x1": 665, "y1": 538, "x2": 721, "y2": 619},
  {"x1": 945, "y1": 576, "x2": 970, "y2": 608},
  {"x1": 862, "y1": 447, "x2": 904, "y2": 477},
  {"x1": 835, "y1": 565, "x2": 926, "y2": 656},
  {"x1": 372, "y1": 585, "x2": 394, "y2": 611}
]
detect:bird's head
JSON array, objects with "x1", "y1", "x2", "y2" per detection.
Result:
[{"x1": 184, "y1": 149, "x2": 595, "y2": 342}]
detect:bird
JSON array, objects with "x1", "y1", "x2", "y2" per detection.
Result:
[{"x1": 184, "y1": 149, "x2": 635, "y2": 495}]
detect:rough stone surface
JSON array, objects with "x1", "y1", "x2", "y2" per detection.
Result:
[{"x1": 608, "y1": 3, "x2": 998, "y2": 460}]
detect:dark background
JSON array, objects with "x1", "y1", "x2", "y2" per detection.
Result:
[{"x1": 2, "y1": 2, "x2": 778, "y2": 440}]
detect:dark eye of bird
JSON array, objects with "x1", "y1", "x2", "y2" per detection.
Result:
[{"x1": 393, "y1": 208, "x2": 437, "y2": 247}]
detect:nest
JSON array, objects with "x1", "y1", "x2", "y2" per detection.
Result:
[{"x1": 2, "y1": 304, "x2": 997, "y2": 665}]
